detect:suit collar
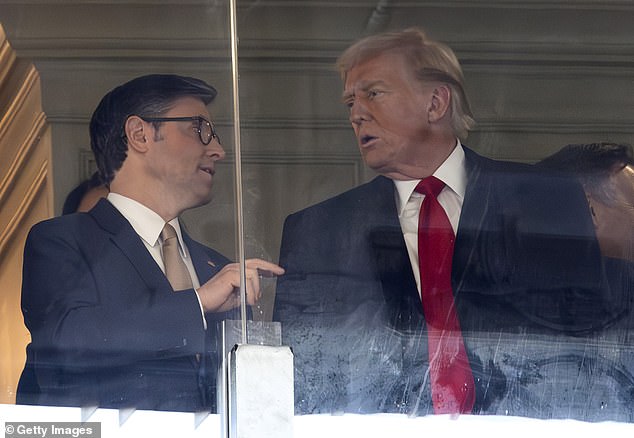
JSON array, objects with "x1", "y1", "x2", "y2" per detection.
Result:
[
  {"x1": 393, "y1": 144, "x2": 467, "y2": 217},
  {"x1": 459, "y1": 147, "x2": 495, "y2": 231},
  {"x1": 89, "y1": 198, "x2": 132, "y2": 234},
  {"x1": 90, "y1": 199, "x2": 224, "y2": 288},
  {"x1": 373, "y1": 146, "x2": 492, "y2": 235},
  {"x1": 107, "y1": 193, "x2": 167, "y2": 248}
]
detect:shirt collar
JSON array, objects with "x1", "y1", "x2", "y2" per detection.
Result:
[
  {"x1": 106, "y1": 193, "x2": 187, "y2": 254},
  {"x1": 394, "y1": 141, "x2": 467, "y2": 215}
]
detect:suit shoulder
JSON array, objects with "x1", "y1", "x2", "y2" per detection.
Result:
[
  {"x1": 468, "y1": 151, "x2": 533, "y2": 175},
  {"x1": 472, "y1": 152, "x2": 581, "y2": 192},
  {"x1": 286, "y1": 176, "x2": 391, "y2": 220},
  {"x1": 28, "y1": 213, "x2": 93, "y2": 238},
  {"x1": 25, "y1": 214, "x2": 111, "y2": 259}
]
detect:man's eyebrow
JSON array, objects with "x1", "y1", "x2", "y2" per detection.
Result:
[
  {"x1": 341, "y1": 80, "x2": 387, "y2": 101},
  {"x1": 341, "y1": 91, "x2": 354, "y2": 102}
]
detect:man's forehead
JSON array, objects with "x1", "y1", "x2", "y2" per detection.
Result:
[{"x1": 343, "y1": 53, "x2": 418, "y2": 92}]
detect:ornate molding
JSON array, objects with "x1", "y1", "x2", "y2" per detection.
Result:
[
  {"x1": 2, "y1": 2, "x2": 633, "y2": 65},
  {"x1": 0, "y1": 65, "x2": 40, "y2": 140},
  {"x1": 0, "y1": 62, "x2": 46, "y2": 210},
  {"x1": 48, "y1": 114, "x2": 634, "y2": 136},
  {"x1": 473, "y1": 120, "x2": 634, "y2": 135},
  {"x1": 2, "y1": 1, "x2": 633, "y2": 10},
  {"x1": 9, "y1": 38, "x2": 634, "y2": 67},
  {"x1": 0, "y1": 111, "x2": 47, "y2": 207},
  {"x1": 0, "y1": 160, "x2": 48, "y2": 256},
  {"x1": 0, "y1": 36, "x2": 17, "y2": 86}
]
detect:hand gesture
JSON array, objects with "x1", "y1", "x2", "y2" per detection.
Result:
[{"x1": 197, "y1": 258, "x2": 284, "y2": 313}]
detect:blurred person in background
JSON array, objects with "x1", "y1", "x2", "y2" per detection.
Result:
[{"x1": 62, "y1": 171, "x2": 109, "y2": 214}]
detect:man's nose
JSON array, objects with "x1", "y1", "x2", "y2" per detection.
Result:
[
  {"x1": 349, "y1": 100, "x2": 371, "y2": 125},
  {"x1": 206, "y1": 137, "x2": 226, "y2": 161}
]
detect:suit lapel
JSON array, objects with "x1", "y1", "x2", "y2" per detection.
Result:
[
  {"x1": 366, "y1": 177, "x2": 422, "y2": 330},
  {"x1": 183, "y1": 232, "x2": 224, "y2": 284},
  {"x1": 452, "y1": 148, "x2": 497, "y2": 296},
  {"x1": 89, "y1": 199, "x2": 171, "y2": 293}
]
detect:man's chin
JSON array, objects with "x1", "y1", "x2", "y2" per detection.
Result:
[
  {"x1": 363, "y1": 158, "x2": 391, "y2": 176},
  {"x1": 362, "y1": 155, "x2": 385, "y2": 171},
  {"x1": 189, "y1": 191, "x2": 214, "y2": 210}
]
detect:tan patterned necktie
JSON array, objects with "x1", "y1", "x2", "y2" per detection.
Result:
[{"x1": 161, "y1": 223, "x2": 193, "y2": 291}]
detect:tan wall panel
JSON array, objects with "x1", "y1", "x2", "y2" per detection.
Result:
[
  {"x1": 0, "y1": 169, "x2": 51, "y2": 404},
  {"x1": 0, "y1": 24, "x2": 52, "y2": 404}
]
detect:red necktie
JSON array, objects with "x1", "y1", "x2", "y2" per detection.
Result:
[{"x1": 416, "y1": 176, "x2": 475, "y2": 414}]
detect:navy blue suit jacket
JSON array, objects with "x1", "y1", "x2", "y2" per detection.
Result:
[
  {"x1": 17, "y1": 199, "x2": 231, "y2": 412},
  {"x1": 274, "y1": 147, "x2": 611, "y2": 416}
]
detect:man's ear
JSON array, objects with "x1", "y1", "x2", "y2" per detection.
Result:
[
  {"x1": 428, "y1": 84, "x2": 451, "y2": 123},
  {"x1": 585, "y1": 192, "x2": 601, "y2": 230},
  {"x1": 124, "y1": 115, "x2": 150, "y2": 152}
]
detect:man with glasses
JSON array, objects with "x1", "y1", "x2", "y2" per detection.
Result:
[{"x1": 17, "y1": 74, "x2": 283, "y2": 412}]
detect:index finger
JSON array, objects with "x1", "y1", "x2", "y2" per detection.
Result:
[{"x1": 245, "y1": 258, "x2": 285, "y2": 276}]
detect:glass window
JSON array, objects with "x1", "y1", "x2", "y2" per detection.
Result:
[{"x1": 0, "y1": 1, "x2": 633, "y2": 435}]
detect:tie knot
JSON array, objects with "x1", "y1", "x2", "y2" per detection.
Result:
[
  {"x1": 415, "y1": 176, "x2": 445, "y2": 198},
  {"x1": 161, "y1": 223, "x2": 178, "y2": 242}
]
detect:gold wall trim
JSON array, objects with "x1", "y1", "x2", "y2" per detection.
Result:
[
  {"x1": 0, "y1": 112, "x2": 47, "y2": 208},
  {"x1": 0, "y1": 160, "x2": 48, "y2": 256},
  {"x1": 0, "y1": 65, "x2": 40, "y2": 141},
  {"x1": 0, "y1": 38, "x2": 17, "y2": 87}
]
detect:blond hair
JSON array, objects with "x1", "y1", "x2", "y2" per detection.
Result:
[{"x1": 336, "y1": 27, "x2": 475, "y2": 140}]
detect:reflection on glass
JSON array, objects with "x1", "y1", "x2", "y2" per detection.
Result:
[
  {"x1": 270, "y1": 27, "x2": 634, "y2": 422},
  {"x1": 0, "y1": 1, "x2": 633, "y2": 431}
]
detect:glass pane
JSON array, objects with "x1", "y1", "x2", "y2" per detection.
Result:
[
  {"x1": 238, "y1": 0, "x2": 634, "y2": 424},
  {"x1": 0, "y1": 0, "x2": 244, "y2": 415},
  {"x1": 0, "y1": 0, "x2": 633, "y2": 435}
]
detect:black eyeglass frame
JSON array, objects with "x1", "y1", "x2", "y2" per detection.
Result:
[{"x1": 139, "y1": 116, "x2": 219, "y2": 145}]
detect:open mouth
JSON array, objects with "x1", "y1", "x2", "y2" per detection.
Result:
[
  {"x1": 200, "y1": 167, "x2": 214, "y2": 176},
  {"x1": 360, "y1": 135, "x2": 377, "y2": 146}
]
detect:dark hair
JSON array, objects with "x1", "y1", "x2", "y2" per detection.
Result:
[
  {"x1": 62, "y1": 172, "x2": 103, "y2": 215},
  {"x1": 538, "y1": 142, "x2": 634, "y2": 204},
  {"x1": 89, "y1": 74, "x2": 217, "y2": 185}
]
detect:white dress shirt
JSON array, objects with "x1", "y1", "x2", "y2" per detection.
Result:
[
  {"x1": 394, "y1": 142, "x2": 467, "y2": 296},
  {"x1": 107, "y1": 193, "x2": 207, "y2": 327}
]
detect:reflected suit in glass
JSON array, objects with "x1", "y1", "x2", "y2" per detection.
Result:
[{"x1": 274, "y1": 147, "x2": 623, "y2": 419}]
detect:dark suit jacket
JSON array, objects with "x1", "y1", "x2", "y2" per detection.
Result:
[
  {"x1": 17, "y1": 199, "x2": 232, "y2": 412},
  {"x1": 274, "y1": 147, "x2": 611, "y2": 416}
]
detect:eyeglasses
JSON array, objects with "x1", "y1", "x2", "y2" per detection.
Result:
[{"x1": 139, "y1": 116, "x2": 219, "y2": 145}]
